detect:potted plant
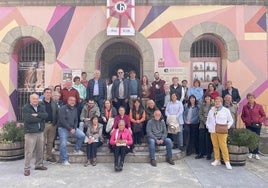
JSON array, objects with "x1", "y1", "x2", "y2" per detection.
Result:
[
  {"x1": 0, "y1": 121, "x2": 25, "y2": 161},
  {"x1": 227, "y1": 128, "x2": 259, "y2": 166}
]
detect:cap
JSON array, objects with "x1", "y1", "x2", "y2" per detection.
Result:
[{"x1": 212, "y1": 76, "x2": 220, "y2": 82}]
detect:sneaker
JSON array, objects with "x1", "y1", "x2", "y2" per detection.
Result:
[
  {"x1": 248, "y1": 153, "x2": 253, "y2": 159},
  {"x1": 71, "y1": 150, "x2": 84, "y2": 155},
  {"x1": 225, "y1": 162, "x2": 232, "y2": 170},
  {"x1": 62, "y1": 161, "x2": 71, "y2": 166},
  {"x1": 211, "y1": 160, "x2": 221, "y2": 166},
  {"x1": 255, "y1": 154, "x2": 260, "y2": 160},
  {"x1": 150, "y1": 159, "x2": 157, "y2": 167}
]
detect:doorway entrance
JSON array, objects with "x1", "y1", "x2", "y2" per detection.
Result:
[{"x1": 99, "y1": 42, "x2": 142, "y2": 79}]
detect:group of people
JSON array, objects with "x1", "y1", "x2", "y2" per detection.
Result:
[{"x1": 22, "y1": 69, "x2": 266, "y2": 176}]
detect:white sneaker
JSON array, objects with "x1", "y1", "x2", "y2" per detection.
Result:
[
  {"x1": 255, "y1": 154, "x2": 260, "y2": 160},
  {"x1": 248, "y1": 153, "x2": 253, "y2": 159},
  {"x1": 225, "y1": 162, "x2": 232, "y2": 170},
  {"x1": 211, "y1": 160, "x2": 221, "y2": 166},
  {"x1": 62, "y1": 161, "x2": 71, "y2": 166}
]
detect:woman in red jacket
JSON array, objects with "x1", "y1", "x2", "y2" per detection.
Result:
[
  {"x1": 110, "y1": 120, "x2": 133, "y2": 172},
  {"x1": 241, "y1": 93, "x2": 266, "y2": 160},
  {"x1": 205, "y1": 83, "x2": 219, "y2": 101}
]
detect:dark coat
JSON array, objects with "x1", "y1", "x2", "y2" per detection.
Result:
[
  {"x1": 222, "y1": 87, "x2": 241, "y2": 103},
  {"x1": 23, "y1": 103, "x2": 48, "y2": 133},
  {"x1": 40, "y1": 99, "x2": 58, "y2": 125},
  {"x1": 111, "y1": 78, "x2": 130, "y2": 100},
  {"x1": 170, "y1": 84, "x2": 183, "y2": 100},
  {"x1": 57, "y1": 104, "x2": 78, "y2": 131},
  {"x1": 87, "y1": 78, "x2": 107, "y2": 100}
]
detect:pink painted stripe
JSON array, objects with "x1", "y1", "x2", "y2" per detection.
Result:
[
  {"x1": 163, "y1": 38, "x2": 180, "y2": 67},
  {"x1": 46, "y1": 6, "x2": 71, "y2": 31},
  {"x1": 0, "y1": 7, "x2": 14, "y2": 20},
  {"x1": 0, "y1": 113, "x2": 8, "y2": 127}
]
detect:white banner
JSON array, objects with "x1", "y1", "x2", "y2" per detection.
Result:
[{"x1": 107, "y1": 0, "x2": 135, "y2": 36}]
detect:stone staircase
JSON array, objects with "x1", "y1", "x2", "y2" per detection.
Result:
[{"x1": 52, "y1": 138, "x2": 185, "y2": 163}]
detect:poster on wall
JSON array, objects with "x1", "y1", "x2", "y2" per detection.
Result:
[
  {"x1": 192, "y1": 61, "x2": 218, "y2": 82},
  {"x1": 61, "y1": 69, "x2": 82, "y2": 88},
  {"x1": 107, "y1": 0, "x2": 135, "y2": 36},
  {"x1": 158, "y1": 67, "x2": 189, "y2": 85},
  {"x1": 18, "y1": 61, "x2": 45, "y2": 92}
]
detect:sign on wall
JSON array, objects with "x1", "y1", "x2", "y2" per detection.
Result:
[
  {"x1": 18, "y1": 61, "x2": 45, "y2": 92},
  {"x1": 107, "y1": 0, "x2": 135, "y2": 36},
  {"x1": 158, "y1": 67, "x2": 189, "y2": 85}
]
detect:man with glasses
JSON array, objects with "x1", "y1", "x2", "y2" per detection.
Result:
[{"x1": 111, "y1": 69, "x2": 130, "y2": 112}]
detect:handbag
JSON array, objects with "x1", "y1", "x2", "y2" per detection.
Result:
[
  {"x1": 132, "y1": 123, "x2": 143, "y2": 133},
  {"x1": 167, "y1": 115, "x2": 180, "y2": 134},
  {"x1": 215, "y1": 124, "x2": 228, "y2": 134},
  {"x1": 106, "y1": 117, "x2": 114, "y2": 133}
]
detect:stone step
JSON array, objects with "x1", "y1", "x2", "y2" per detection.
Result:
[
  {"x1": 54, "y1": 140, "x2": 168, "y2": 153},
  {"x1": 52, "y1": 149, "x2": 184, "y2": 163}
]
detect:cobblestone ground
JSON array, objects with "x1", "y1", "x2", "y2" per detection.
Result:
[{"x1": 1, "y1": 156, "x2": 268, "y2": 188}]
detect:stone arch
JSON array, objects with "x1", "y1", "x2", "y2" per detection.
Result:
[
  {"x1": 84, "y1": 30, "x2": 155, "y2": 80},
  {"x1": 0, "y1": 25, "x2": 56, "y2": 64},
  {"x1": 179, "y1": 22, "x2": 239, "y2": 62}
]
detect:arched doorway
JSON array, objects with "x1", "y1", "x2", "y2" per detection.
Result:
[{"x1": 99, "y1": 41, "x2": 142, "y2": 79}]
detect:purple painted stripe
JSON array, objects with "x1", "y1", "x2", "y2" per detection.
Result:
[
  {"x1": 238, "y1": 79, "x2": 268, "y2": 113},
  {"x1": 57, "y1": 60, "x2": 69, "y2": 69},
  {"x1": 46, "y1": 7, "x2": 71, "y2": 31},
  {"x1": 48, "y1": 7, "x2": 75, "y2": 57},
  {"x1": 0, "y1": 113, "x2": 8, "y2": 127},
  {"x1": 138, "y1": 6, "x2": 169, "y2": 32},
  {"x1": 257, "y1": 13, "x2": 266, "y2": 32},
  {"x1": 9, "y1": 90, "x2": 18, "y2": 119}
]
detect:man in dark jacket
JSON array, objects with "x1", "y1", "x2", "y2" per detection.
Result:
[
  {"x1": 40, "y1": 88, "x2": 58, "y2": 162},
  {"x1": 222, "y1": 80, "x2": 241, "y2": 103},
  {"x1": 87, "y1": 70, "x2": 107, "y2": 114},
  {"x1": 146, "y1": 110, "x2": 175, "y2": 167},
  {"x1": 23, "y1": 93, "x2": 48, "y2": 176},
  {"x1": 111, "y1": 68, "x2": 130, "y2": 112},
  {"x1": 57, "y1": 96, "x2": 85, "y2": 165}
]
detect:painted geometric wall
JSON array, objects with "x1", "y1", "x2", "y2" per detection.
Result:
[{"x1": 0, "y1": 5, "x2": 267, "y2": 125}]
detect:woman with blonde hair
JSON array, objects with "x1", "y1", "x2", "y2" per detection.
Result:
[{"x1": 206, "y1": 96, "x2": 233, "y2": 170}]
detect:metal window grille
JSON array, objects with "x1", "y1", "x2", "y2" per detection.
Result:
[
  {"x1": 17, "y1": 41, "x2": 44, "y2": 121},
  {"x1": 190, "y1": 39, "x2": 220, "y2": 57}
]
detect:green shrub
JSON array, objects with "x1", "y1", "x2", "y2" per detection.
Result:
[
  {"x1": 0, "y1": 121, "x2": 24, "y2": 143},
  {"x1": 228, "y1": 128, "x2": 259, "y2": 151}
]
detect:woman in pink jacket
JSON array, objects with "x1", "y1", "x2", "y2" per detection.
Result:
[{"x1": 110, "y1": 120, "x2": 133, "y2": 172}]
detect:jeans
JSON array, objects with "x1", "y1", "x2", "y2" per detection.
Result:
[
  {"x1": 148, "y1": 137, "x2": 172, "y2": 160},
  {"x1": 246, "y1": 126, "x2": 261, "y2": 154},
  {"x1": 184, "y1": 123, "x2": 199, "y2": 155},
  {"x1": 58, "y1": 127, "x2": 85, "y2": 162},
  {"x1": 172, "y1": 125, "x2": 183, "y2": 147},
  {"x1": 93, "y1": 96, "x2": 104, "y2": 115}
]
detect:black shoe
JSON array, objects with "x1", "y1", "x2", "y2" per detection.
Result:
[
  {"x1": 47, "y1": 158, "x2": 57, "y2": 163},
  {"x1": 150, "y1": 159, "x2": 157, "y2": 167},
  {"x1": 118, "y1": 162, "x2": 123, "y2": 171},
  {"x1": 195, "y1": 154, "x2": 204, "y2": 159},
  {"x1": 206, "y1": 155, "x2": 212, "y2": 160},
  {"x1": 179, "y1": 146, "x2": 184, "y2": 151},
  {"x1": 167, "y1": 158, "x2": 175, "y2": 165},
  {"x1": 173, "y1": 144, "x2": 178, "y2": 149},
  {"x1": 114, "y1": 165, "x2": 120, "y2": 171}
]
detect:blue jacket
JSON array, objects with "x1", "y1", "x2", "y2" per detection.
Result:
[
  {"x1": 87, "y1": 78, "x2": 107, "y2": 100},
  {"x1": 183, "y1": 105, "x2": 200, "y2": 124}
]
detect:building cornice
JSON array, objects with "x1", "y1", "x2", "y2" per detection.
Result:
[{"x1": 0, "y1": 0, "x2": 267, "y2": 6}]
